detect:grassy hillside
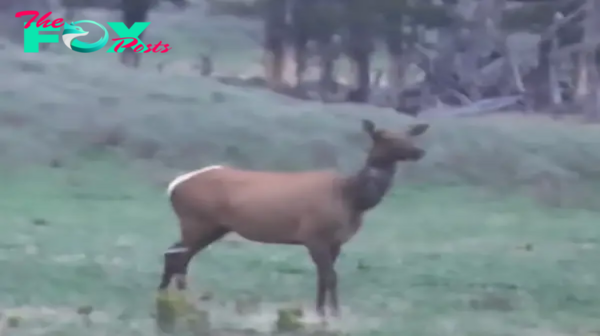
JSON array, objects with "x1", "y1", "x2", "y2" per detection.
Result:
[
  {"x1": 2, "y1": 39, "x2": 599, "y2": 208},
  {"x1": 1, "y1": 5, "x2": 600, "y2": 336}
]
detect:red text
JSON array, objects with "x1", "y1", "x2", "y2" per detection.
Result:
[
  {"x1": 16, "y1": 10, "x2": 64, "y2": 29},
  {"x1": 112, "y1": 38, "x2": 172, "y2": 53}
]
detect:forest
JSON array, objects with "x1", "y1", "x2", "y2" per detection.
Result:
[{"x1": 203, "y1": 0, "x2": 600, "y2": 121}]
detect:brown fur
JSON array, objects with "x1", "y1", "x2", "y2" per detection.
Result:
[
  {"x1": 158, "y1": 119, "x2": 429, "y2": 318},
  {"x1": 172, "y1": 169, "x2": 352, "y2": 245}
]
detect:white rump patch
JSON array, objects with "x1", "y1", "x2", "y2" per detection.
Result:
[
  {"x1": 166, "y1": 165, "x2": 224, "y2": 197},
  {"x1": 164, "y1": 246, "x2": 188, "y2": 254}
]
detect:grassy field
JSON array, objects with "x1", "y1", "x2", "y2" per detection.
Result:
[
  {"x1": 2, "y1": 160, "x2": 600, "y2": 336},
  {"x1": 1, "y1": 4, "x2": 600, "y2": 336}
]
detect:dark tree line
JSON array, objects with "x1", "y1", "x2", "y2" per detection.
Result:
[
  {"x1": 229, "y1": 0, "x2": 597, "y2": 120},
  {"x1": 4, "y1": 0, "x2": 599, "y2": 119},
  {"x1": 261, "y1": 0, "x2": 453, "y2": 103}
]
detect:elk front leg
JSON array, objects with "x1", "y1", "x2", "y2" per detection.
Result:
[
  {"x1": 307, "y1": 242, "x2": 337, "y2": 317},
  {"x1": 328, "y1": 243, "x2": 341, "y2": 316}
]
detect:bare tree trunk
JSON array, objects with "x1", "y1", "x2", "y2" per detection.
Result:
[
  {"x1": 578, "y1": 0, "x2": 600, "y2": 121},
  {"x1": 314, "y1": 0, "x2": 342, "y2": 99},
  {"x1": 497, "y1": 36, "x2": 526, "y2": 97},
  {"x1": 346, "y1": 46, "x2": 372, "y2": 102},
  {"x1": 457, "y1": 0, "x2": 506, "y2": 100},
  {"x1": 483, "y1": 0, "x2": 525, "y2": 98},
  {"x1": 383, "y1": 11, "x2": 405, "y2": 110},
  {"x1": 542, "y1": 12, "x2": 564, "y2": 118},
  {"x1": 531, "y1": 29, "x2": 555, "y2": 110},
  {"x1": 317, "y1": 34, "x2": 341, "y2": 97},
  {"x1": 574, "y1": 50, "x2": 588, "y2": 101},
  {"x1": 289, "y1": 0, "x2": 311, "y2": 87},
  {"x1": 292, "y1": 34, "x2": 308, "y2": 86},
  {"x1": 426, "y1": 0, "x2": 462, "y2": 102},
  {"x1": 263, "y1": 0, "x2": 288, "y2": 88},
  {"x1": 345, "y1": 0, "x2": 375, "y2": 103}
]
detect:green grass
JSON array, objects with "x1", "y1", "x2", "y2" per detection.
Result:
[
  {"x1": 1, "y1": 161, "x2": 600, "y2": 335},
  {"x1": 1, "y1": 5, "x2": 600, "y2": 336}
]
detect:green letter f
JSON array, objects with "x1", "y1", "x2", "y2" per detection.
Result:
[{"x1": 23, "y1": 23, "x2": 59, "y2": 53}]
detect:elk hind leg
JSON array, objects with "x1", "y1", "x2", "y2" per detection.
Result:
[
  {"x1": 158, "y1": 220, "x2": 228, "y2": 291},
  {"x1": 158, "y1": 241, "x2": 188, "y2": 290}
]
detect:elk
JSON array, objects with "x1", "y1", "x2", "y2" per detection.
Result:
[{"x1": 159, "y1": 119, "x2": 429, "y2": 317}]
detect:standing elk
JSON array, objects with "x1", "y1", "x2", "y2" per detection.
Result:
[{"x1": 159, "y1": 119, "x2": 429, "y2": 318}]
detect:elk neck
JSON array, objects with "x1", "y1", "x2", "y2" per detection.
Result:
[{"x1": 343, "y1": 156, "x2": 397, "y2": 212}]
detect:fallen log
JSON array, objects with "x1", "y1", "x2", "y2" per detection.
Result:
[{"x1": 417, "y1": 95, "x2": 522, "y2": 119}]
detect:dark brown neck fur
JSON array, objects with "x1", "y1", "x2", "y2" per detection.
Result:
[{"x1": 343, "y1": 155, "x2": 397, "y2": 213}]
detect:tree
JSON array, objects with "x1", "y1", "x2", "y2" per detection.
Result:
[
  {"x1": 576, "y1": 0, "x2": 600, "y2": 121},
  {"x1": 262, "y1": 0, "x2": 287, "y2": 88},
  {"x1": 211, "y1": 0, "x2": 600, "y2": 121}
]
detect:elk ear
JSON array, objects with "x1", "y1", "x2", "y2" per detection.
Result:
[
  {"x1": 362, "y1": 119, "x2": 376, "y2": 137},
  {"x1": 407, "y1": 123, "x2": 429, "y2": 137}
]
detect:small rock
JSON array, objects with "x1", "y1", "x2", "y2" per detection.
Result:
[
  {"x1": 7, "y1": 315, "x2": 21, "y2": 328},
  {"x1": 117, "y1": 310, "x2": 131, "y2": 321},
  {"x1": 234, "y1": 297, "x2": 260, "y2": 315},
  {"x1": 76, "y1": 305, "x2": 93, "y2": 316},
  {"x1": 183, "y1": 309, "x2": 211, "y2": 335},
  {"x1": 211, "y1": 91, "x2": 226, "y2": 103},
  {"x1": 310, "y1": 330, "x2": 345, "y2": 336},
  {"x1": 49, "y1": 159, "x2": 63, "y2": 168},
  {"x1": 211, "y1": 327, "x2": 261, "y2": 335},
  {"x1": 286, "y1": 307, "x2": 303, "y2": 318},
  {"x1": 17, "y1": 61, "x2": 45, "y2": 73},
  {"x1": 199, "y1": 291, "x2": 214, "y2": 301},
  {"x1": 32, "y1": 218, "x2": 48, "y2": 226},
  {"x1": 516, "y1": 243, "x2": 533, "y2": 251},
  {"x1": 275, "y1": 307, "x2": 304, "y2": 332},
  {"x1": 357, "y1": 260, "x2": 369, "y2": 271},
  {"x1": 469, "y1": 294, "x2": 514, "y2": 312},
  {"x1": 97, "y1": 96, "x2": 120, "y2": 107},
  {"x1": 155, "y1": 290, "x2": 197, "y2": 333},
  {"x1": 25, "y1": 245, "x2": 38, "y2": 255}
]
